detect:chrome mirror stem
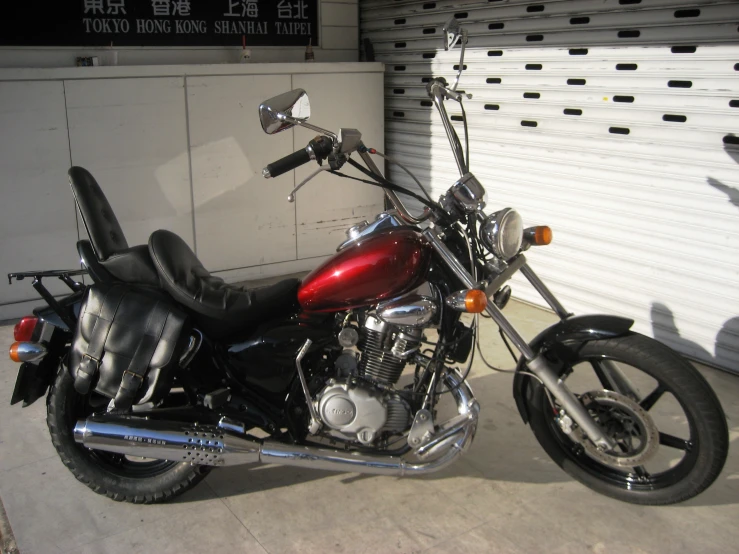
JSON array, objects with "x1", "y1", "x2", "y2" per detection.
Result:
[
  {"x1": 449, "y1": 29, "x2": 468, "y2": 92},
  {"x1": 278, "y1": 113, "x2": 339, "y2": 145}
]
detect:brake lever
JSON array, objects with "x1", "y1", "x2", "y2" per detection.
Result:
[{"x1": 287, "y1": 165, "x2": 330, "y2": 202}]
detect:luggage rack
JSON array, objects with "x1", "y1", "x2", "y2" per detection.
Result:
[{"x1": 8, "y1": 269, "x2": 88, "y2": 329}]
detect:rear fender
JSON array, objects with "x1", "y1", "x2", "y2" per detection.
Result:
[{"x1": 512, "y1": 314, "x2": 634, "y2": 424}]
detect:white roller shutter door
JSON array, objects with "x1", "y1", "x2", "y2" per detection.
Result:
[{"x1": 360, "y1": 0, "x2": 739, "y2": 372}]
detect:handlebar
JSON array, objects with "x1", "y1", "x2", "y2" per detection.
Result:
[
  {"x1": 263, "y1": 149, "x2": 311, "y2": 178},
  {"x1": 263, "y1": 136, "x2": 333, "y2": 178}
]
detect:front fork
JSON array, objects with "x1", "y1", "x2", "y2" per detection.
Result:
[{"x1": 423, "y1": 227, "x2": 618, "y2": 451}]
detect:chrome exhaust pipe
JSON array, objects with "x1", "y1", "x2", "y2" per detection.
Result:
[
  {"x1": 73, "y1": 417, "x2": 261, "y2": 467},
  {"x1": 74, "y1": 372, "x2": 479, "y2": 476}
]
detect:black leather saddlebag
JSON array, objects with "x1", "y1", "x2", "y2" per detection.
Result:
[{"x1": 69, "y1": 284, "x2": 189, "y2": 411}]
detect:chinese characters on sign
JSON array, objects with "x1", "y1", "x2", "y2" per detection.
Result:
[
  {"x1": 0, "y1": 0, "x2": 319, "y2": 47},
  {"x1": 224, "y1": 1, "x2": 259, "y2": 18}
]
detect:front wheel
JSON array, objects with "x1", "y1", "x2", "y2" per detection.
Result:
[
  {"x1": 524, "y1": 333, "x2": 728, "y2": 505},
  {"x1": 47, "y1": 368, "x2": 210, "y2": 504}
]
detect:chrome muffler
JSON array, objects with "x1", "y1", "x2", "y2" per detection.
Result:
[{"x1": 74, "y1": 372, "x2": 479, "y2": 476}]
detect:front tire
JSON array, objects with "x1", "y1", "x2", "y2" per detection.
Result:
[
  {"x1": 47, "y1": 368, "x2": 209, "y2": 504},
  {"x1": 525, "y1": 333, "x2": 728, "y2": 505}
]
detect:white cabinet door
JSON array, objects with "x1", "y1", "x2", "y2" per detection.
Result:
[
  {"x1": 65, "y1": 77, "x2": 194, "y2": 250},
  {"x1": 292, "y1": 72, "x2": 386, "y2": 258},
  {"x1": 0, "y1": 81, "x2": 79, "y2": 320},
  {"x1": 186, "y1": 74, "x2": 296, "y2": 272}
]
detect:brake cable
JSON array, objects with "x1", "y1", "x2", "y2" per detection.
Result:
[
  {"x1": 368, "y1": 149, "x2": 434, "y2": 202},
  {"x1": 332, "y1": 157, "x2": 438, "y2": 211}
]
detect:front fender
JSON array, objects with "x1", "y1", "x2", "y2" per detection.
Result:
[{"x1": 512, "y1": 314, "x2": 633, "y2": 424}]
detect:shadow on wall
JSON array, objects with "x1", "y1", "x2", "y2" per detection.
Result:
[
  {"x1": 655, "y1": 138, "x2": 739, "y2": 372},
  {"x1": 651, "y1": 303, "x2": 739, "y2": 371},
  {"x1": 708, "y1": 135, "x2": 739, "y2": 208}
]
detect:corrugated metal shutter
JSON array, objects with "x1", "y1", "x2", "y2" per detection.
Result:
[{"x1": 360, "y1": 0, "x2": 739, "y2": 372}]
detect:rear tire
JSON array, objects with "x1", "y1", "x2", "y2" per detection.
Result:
[
  {"x1": 525, "y1": 333, "x2": 728, "y2": 505},
  {"x1": 47, "y1": 368, "x2": 210, "y2": 504}
]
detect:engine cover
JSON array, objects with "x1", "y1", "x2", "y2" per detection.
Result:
[{"x1": 317, "y1": 381, "x2": 387, "y2": 445}]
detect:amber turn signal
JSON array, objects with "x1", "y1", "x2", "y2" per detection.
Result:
[
  {"x1": 8, "y1": 341, "x2": 47, "y2": 363},
  {"x1": 446, "y1": 289, "x2": 488, "y2": 313},
  {"x1": 9, "y1": 342, "x2": 21, "y2": 363},
  {"x1": 464, "y1": 290, "x2": 488, "y2": 313},
  {"x1": 524, "y1": 226, "x2": 553, "y2": 246}
]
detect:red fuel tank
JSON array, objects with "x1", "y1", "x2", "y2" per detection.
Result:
[{"x1": 298, "y1": 228, "x2": 432, "y2": 312}]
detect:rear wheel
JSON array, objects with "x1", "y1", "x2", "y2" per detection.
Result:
[
  {"x1": 47, "y1": 368, "x2": 209, "y2": 504},
  {"x1": 525, "y1": 333, "x2": 728, "y2": 505}
]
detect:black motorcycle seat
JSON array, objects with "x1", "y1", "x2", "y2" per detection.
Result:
[
  {"x1": 69, "y1": 167, "x2": 160, "y2": 287},
  {"x1": 148, "y1": 229, "x2": 300, "y2": 339}
]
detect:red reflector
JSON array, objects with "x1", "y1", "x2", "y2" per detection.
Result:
[{"x1": 14, "y1": 316, "x2": 38, "y2": 342}]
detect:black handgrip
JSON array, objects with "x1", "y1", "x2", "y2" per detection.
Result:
[{"x1": 264, "y1": 148, "x2": 312, "y2": 178}]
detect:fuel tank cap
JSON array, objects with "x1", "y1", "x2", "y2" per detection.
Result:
[
  {"x1": 346, "y1": 221, "x2": 370, "y2": 240},
  {"x1": 337, "y1": 212, "x2": 405, "y2": 251}
]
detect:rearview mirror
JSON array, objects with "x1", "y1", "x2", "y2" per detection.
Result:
[
  {"x1": 259, "y1": 89, "x2": 311, "y2": 135},
  {"x1": 442, "y1": 17, "x2": 465, "y2": 51}
]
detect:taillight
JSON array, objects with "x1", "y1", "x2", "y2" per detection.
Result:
[{"x1": 13, "y1": 316, "x2": 38, "y2": 342}]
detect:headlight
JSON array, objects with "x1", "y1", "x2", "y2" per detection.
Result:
[{"x1": 480, "y1": 208, "x2": 524, "y2": 259}]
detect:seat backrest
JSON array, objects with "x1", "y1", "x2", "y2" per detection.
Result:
[
  {"x1": 77, "y1": 240, "x2": 114, "y2": 284},
  {"x1": 68, "y1": 166, "x2": 128, "y2": 261}
]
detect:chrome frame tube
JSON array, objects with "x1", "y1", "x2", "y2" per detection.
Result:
[
  {"x1": 421, "y1": 364, "x2": 439, "y2": 411},
  {"x1": 295, "y1": 339, "x2": 321, "y2": 434},
  {"x1": 520, "y1": 263, "x2": 570, "y2": 320}
]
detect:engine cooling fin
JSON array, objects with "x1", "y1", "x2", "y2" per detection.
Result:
[
  {"x1": 358, "y1": 327, "x2": 406, "y2": 384},
  {"x1": 384, "y1": 394, "x2": 411, "y2": 432}
]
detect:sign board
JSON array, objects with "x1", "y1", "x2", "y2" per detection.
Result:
[{"x1": 0, "y1": 0, "x2": 319, "y2": 47}]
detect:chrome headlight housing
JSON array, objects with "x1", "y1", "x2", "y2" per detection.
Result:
[{"x1": 480, "y1": 208, "x2": 524, "y2": 260}]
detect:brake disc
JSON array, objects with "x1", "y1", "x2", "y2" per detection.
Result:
[{"x1": 572, "y1": 390, "x2": 660, "y2": 468}]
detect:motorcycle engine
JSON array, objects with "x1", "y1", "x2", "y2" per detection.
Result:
[
  {"x1": 315, "y1": 313, "x2": 424, "y2": 445},
  {"x1": 316, "y1": 381, "x2": 409, "y2": 445}
]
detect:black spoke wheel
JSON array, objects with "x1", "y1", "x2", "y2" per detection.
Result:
[
  {"x1": 47, "y1": 367, "x2": 210, "y2": 503},
  {"x1": 524, "y1": 333, "x2": 728, "y2": 505}
]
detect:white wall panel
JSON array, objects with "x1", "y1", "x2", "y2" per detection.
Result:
[
  {"x1": 65, "y1": 77, "x2": 194, "y2": 249},
  {"x1": 362, "y1": 0, "x2": 739, "y2": 371},
  {"x1": 0, "y1": 64, "x2": 385, "y2": 319},
  {"x1": 186, "y1": 74, "x2": 297, "y2": 272},
  {"x1": 0, "y1": 81, "x2": 79, "y2": 314},
  {"x1": 292, "y1": 72, "x2": 385, "y2": 258}
]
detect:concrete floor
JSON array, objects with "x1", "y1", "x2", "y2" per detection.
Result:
[{"x1": 0, "y1": 299, "x2": 737, "y2": 554}]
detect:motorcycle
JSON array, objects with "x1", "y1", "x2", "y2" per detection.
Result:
[{"x1": 7, "y1": 19, "x2": 727, "y2": 506}]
